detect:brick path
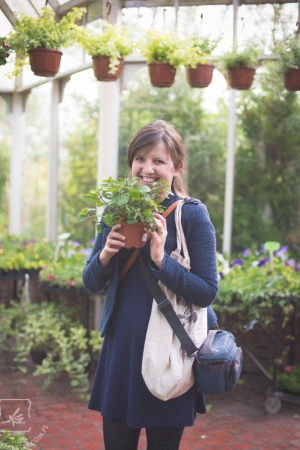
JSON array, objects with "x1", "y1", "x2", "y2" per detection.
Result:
[{"x1": 0, "y1": 364, "x2": 300, "y2": 449}]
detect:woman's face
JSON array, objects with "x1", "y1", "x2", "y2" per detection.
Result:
[{"x1": 131, "y1": 141, "x2": 180, "y2": 191}]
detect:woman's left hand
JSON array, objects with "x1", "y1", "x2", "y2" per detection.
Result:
[{"x1": 148, "y1": 213, "x2": 167, "y2": 269}]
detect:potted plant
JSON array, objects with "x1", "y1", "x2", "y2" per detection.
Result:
[
  {"x1": 13, "y1": 301, "x2": 103, "y2": 400},
  {"x1": 221, "y1": 42, "x2": 261, "y2": 90},
  {"x1": 78, "y1": 22, "x2": 133, "y2": 81},
  {"x1": 78, "y1": 177, "x2": 169, "y2": 248},
  {"x1": 277, "y1": 35, "x2": 300, "y2": 91},
  {"x1": 139, "y1": 30, "x2": 185, "y2": 87},
  {"x1": 184, "y1": 35, "x2": 218, "y2": 88},
  {"x1": 0, "y1": 37, "x2": 13, "y2": 66},
  {"x1": 7, "y1": 6, "x2": 85, "y2": 77}
]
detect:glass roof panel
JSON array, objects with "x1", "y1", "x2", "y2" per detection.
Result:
[{"x1": 4, "y1": 0, "x2": 47, "y2": 16}]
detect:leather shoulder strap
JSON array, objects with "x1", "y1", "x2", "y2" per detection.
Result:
[{"x1": 118, "y1": 200, "x2": 181, "y2": 283}]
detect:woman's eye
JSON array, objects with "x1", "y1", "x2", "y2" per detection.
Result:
[
  {"x1": 155, "y1": 159, "x2": 164, "y2": 164},
  {"x1": 135, "y1": 156, "x2": 144, "y2": 161}
]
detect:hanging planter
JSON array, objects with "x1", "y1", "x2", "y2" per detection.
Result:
[
  {"x1": 277, "y1": 35, "x2": 300, "y2": 91},
  {"x1": 92, "y1": 55, "x2": 124, "y2": 81},
  {"x1": 283, "y1": 68, "x2": 300, "y2": 91},
  {"x1": 78, "y1": 23, "x2": 133, "y2": 82},
  {"x1": 228, "y1": 66, "x2": 256, "y2": 90},
  {"x1": 29, "y1": 48, "x2": 62, "y2": 77},
  {"x1": 221, "y1": 42, "x2": 261, "y2": 90},
  {"x1": 117, "y1": 222, "x2": 149, "y2": 248},
  {"x1": 140, "y1": 30, "x2": 184, "y2": 88},
  {"x1": 7, "y1": 7, "x2": 85, "y2": 77},
  {"x1": 186, "y1": 63, "x2": 215, "y2": 88},
  {"x1": 148, "y1": 62, "x2": 176, "y2": 88}
]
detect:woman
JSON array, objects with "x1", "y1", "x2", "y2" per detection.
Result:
[{"x1": 82, "y1": 120, "x2": 218, "y2": 450}]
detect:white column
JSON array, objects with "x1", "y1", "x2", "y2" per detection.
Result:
[
  {"x1": 222, "y1": 0, "x2": 239, "y2": 256},
  {"x1": 46, "y1": 79, "x2": 60, "y2": 241},
  {"x1": 9, "y1": 92, "x2": 24, "y2": 235},
  {"x1": 97, "y1": 81, "x2": 120, "y2": 184}
]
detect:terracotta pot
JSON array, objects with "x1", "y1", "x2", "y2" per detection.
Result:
[
  {"x1": 118, "y1": 222, "x2": 149, "y2": 248},
  {"x1": 92, "y1": 55, "x2": 124, "y2": 81},
  {"x1": 29, "y1": 48, "x2": 62, "y2": 77},
  {"x1": 148, "y1": 62, "x2": 176, "y2": 88},
  {"x1": 283, "y1": 68, "x2": 300, "y2": 91},
  {"x1": 186, "y1": 63, "x2": 215, "y2": 88},
  {"x1": 228, "y1": 66, "x2": 256, "y2": 90}
]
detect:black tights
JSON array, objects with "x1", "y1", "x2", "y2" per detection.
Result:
[{"x1": 103, "y1": 418, "x2": 184, "y2": 450}]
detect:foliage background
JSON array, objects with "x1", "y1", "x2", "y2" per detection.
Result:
[{"x1": 0, "y1": 5, "x2": 300, "y2": 256}]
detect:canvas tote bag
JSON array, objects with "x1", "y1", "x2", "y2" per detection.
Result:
[{"x1": 142, "y1": 200, "x2": 207, "y2": 401}]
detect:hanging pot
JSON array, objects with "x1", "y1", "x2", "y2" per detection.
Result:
[
  {"x1": 117, "y1": 222, "x2": 150, "y2": 249},
  {"x1": 92, "y1": 55, "x2": 124, "y2": 81},
  {"x1": 186, "y1": 63, "x2": 215, "y2": 88},
  {"x1": 228, "y1": 66, "x2": 256, "y2": 90},
  {"x1": 29, "y1": 48, "x2": 62, "y2": 77},
  {"x1": 148, "y1": 62, "x2": 176, "y2": 88},
  {"x1": 283, "y1": 68, "x2": 300, "y2": 91}
]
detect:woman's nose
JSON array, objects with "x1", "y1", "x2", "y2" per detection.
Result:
[{"x1": 143, "y1": 160, "x2": 155, "y2": 173}]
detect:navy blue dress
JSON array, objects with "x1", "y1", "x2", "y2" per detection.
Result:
[{"x1": 85, "y1": 195, "x2": 218, "y2": 428}]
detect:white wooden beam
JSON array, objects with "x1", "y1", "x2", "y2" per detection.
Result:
[{"x1": 0, "y1": 0, "x2": 15, "y2": 26}]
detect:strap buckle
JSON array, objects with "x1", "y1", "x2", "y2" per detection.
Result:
[{"x1": 158, "y1": 299, "x2": 172, "y2": 314}]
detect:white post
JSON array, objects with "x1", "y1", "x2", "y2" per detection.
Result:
[
  {"x1": 9, "y1": 92, "x2": 24, "y2": 235},
  {"x1": 97, "y1": 81, "x2": 120, "y2": 184},
  {"x1": 46, "y1": 79, "x2": 60, "y2": 241},
  {"x1": 222, "y1": 0, "x2": 239, "y2": 256}
]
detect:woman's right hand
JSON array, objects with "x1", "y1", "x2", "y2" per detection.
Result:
[{"x1": 99, "y1": 224, "x2": 126, "y2": 267}]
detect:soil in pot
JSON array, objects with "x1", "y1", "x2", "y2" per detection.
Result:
[
  {"x1": 148, "y1": 62, "x2": 176, "y2": 88},
  {"x1": 92, "y1": 55, "x2": 124, "y2": 81},
  {"x1": 29, "y1": 48, "x2": 62, "y2": 77},
  {"x1": 283, "y1": 68, "x2": 300, "y2": 91},
  {"x1": 228, "y1": 66, "x2": 256, "y2": 90},
  {"x1": 118, "y1": 222, "x2": 150, "y2": 248},
  {"x1": 186, "y1": 63, "x2": 215, "y2": 88}
]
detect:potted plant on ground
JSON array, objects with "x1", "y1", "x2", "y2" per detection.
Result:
[
  {"x1": 184, "y1": 35, "x2": 219, "y2": 88},
  {"x1": 277, "y1": 35, "x2": 300, "y2": 91},
  {"x1": 78, "y1": 177, "x2": 169, "y2": 248},
  {"x1": 78, "y1": 22, "x2": 133, "y2": 81},
  {"x1": 139, "y1": 30, "x2": 185, "y2": 87},
  {"x1": 7, "y1": 6, "x2": 85, "y2": 77},
  {"x1": 220, "y1": 41, "x2": 261, "y2": 90}
]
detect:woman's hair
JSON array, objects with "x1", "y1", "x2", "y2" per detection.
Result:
[{"x1": 127, "y1": 120, "x2": 188, "y2": 197}]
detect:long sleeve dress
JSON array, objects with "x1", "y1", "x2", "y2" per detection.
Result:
[{"x1": 82, "y1": 194, "x2": 219, "y2": 428}]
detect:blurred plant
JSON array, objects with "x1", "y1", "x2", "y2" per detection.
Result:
[
  {"x1": 220, "y1": 40, "x2": 262, "y2": 70},
  {"x1": 276, "y1": 34, "x2": 300, "y2": 73},
  {"x1": 7, "y1": 6, "x2": 86, "y2": 76},
  {"x1": 139, "y1": 29, "x2": 185, "y2": 68},
  {"x1": 0, "y1": 430, "x2": 34, "y2": 448},
  {"x1": 277, "y1": 364, "x2": 300, "y2": 394},
  {"x1": 0, "y1": 37, "x2": 13, "y2": 66},
  {"x1": 78, "y1": 21, "x2": 133, "y2": 73},
  {"x1": 184, "y1": 34, "x2": 219, "y2": 68}
]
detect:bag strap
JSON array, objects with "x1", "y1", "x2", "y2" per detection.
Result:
[
  {"x1": 139, "y1": 253, "x2": 198, "y2": 357},
  {"x1": 118, "y1": 200, "x2": 181, "y2": 283}
]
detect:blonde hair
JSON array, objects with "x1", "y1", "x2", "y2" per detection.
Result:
[{"x1": 127, "y1": 120, "x2": 188, "y2": 197}]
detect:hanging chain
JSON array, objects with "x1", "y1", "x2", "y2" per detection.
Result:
[{"x1": 106, "y1": 1, "x2": 112, "y2": 22}]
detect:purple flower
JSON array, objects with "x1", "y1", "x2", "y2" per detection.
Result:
[
  {"x1": 90, "y1": 239, "x2": 96, "y2": 245},
  {"x1": 230, "y1": 259, "x2": 243, "y2": 267},
  {"x1": 285, "y1": 259, "x2": 295, "y2": 267},
  {"x1": 275, "y1": 246, "x2": 288, "y2": 259},
  {"x1": 72, "y1": 241, "x2": 81, "y2": 248},
  {"x1": 67, "y1": 250, "x2": 75, "y2": 258},
  {"x1": 242, "y1": 248, "x2": 250, "y2": 257},
  {"x1": 258, "y1": 257, "x2": 269, "y2": 267},
  {"x1": 81, "y1": 248, "x2": 92, "y2": 257},
  {"x1": 219, "y1": 271, "x2": 224, "y2": 279},
  {"x1": 294, "y1": 263, "x2": 300, "y2": 272},
  {"x1": 259, "y1": 244, "x2": 266, "y2": 253}
]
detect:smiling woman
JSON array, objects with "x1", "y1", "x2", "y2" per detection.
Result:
[{"x1": 82, "y1": 120, "x2": 219, "y2": 450}]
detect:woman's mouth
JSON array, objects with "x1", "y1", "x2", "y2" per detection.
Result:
[{"x1": 140, "y1": 176, "x2": 158, "y2": 185}]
